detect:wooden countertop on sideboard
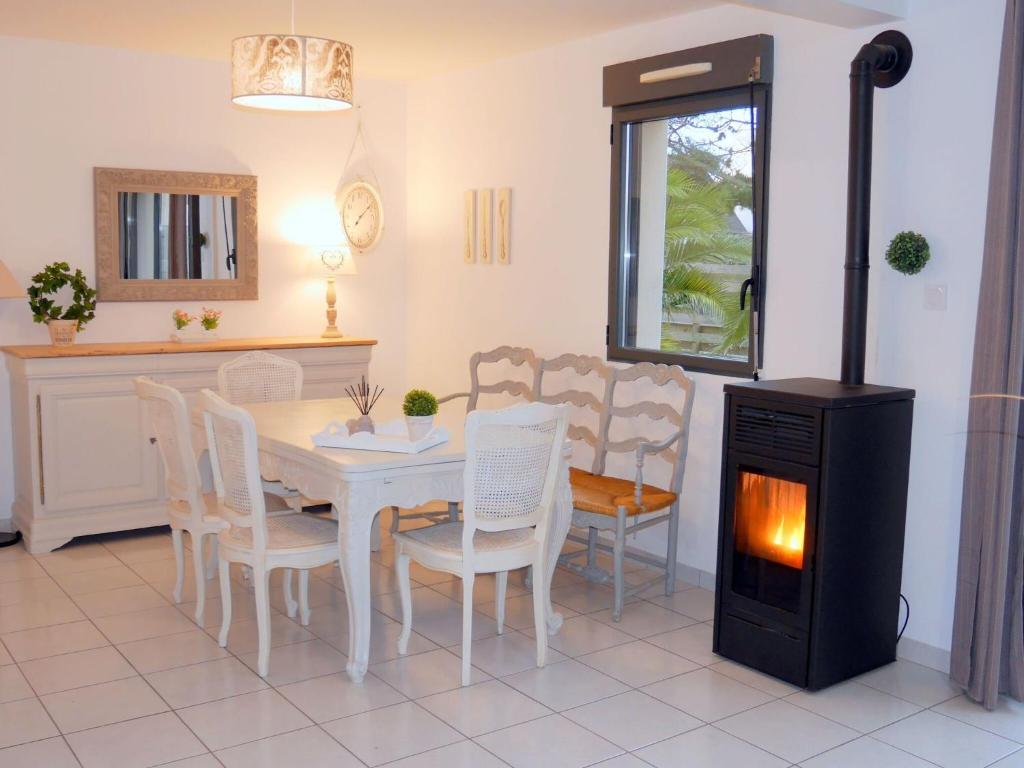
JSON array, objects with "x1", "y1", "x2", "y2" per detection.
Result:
[{"x1": 0, "y1": 336, "x2": 378, "y2": 360}]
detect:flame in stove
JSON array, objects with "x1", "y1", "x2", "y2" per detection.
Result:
[{"x1": 734, "y1": 471, "x2": 807, "y2": 570}]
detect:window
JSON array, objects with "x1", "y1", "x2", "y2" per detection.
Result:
[{"x1": 605, "y1": 37, "x2": 772, "y2": 377}]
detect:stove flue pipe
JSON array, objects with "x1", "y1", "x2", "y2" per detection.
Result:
[{"x1": 840, "y1": 30, "x2": 913, "y2": 386}]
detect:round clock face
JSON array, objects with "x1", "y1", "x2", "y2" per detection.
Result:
[{"x1": 339, "y1": 182, "x2": 383, "y2": 252}]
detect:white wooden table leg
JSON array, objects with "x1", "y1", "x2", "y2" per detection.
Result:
[
  {"x1": 336, "y1": 485, "x2": 377, "y2": 683},
  {"x1": 544, "y1": 454, "x2": 574, "y2": 634}
]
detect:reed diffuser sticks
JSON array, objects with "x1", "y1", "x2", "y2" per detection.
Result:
[{"x1": 345, "y1": 377, "x2": 383, "y2": 416}]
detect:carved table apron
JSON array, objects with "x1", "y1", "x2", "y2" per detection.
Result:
[{"x1": 198, "y1": 398, "x2": 571, "y2": 683}]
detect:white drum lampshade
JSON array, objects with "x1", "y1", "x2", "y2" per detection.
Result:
[{"x1": 232, "y1": 35, "x2": 353, "y2": 112}]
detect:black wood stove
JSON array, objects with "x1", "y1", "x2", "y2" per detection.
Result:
[{"x1": 712, "y1": 31, "x2": 916, "y2": 690}]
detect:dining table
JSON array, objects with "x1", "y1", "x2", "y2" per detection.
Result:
[{"x1": 194, "y1": 397, "x2": 573, "y2": 683}]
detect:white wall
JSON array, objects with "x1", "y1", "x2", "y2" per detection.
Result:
[
  {"x1": 0, "y1": 36, "x2": 408, "y2": 525},
  {"x1": 405, "y1": 0, "x2": 1003, "y2": 655}
]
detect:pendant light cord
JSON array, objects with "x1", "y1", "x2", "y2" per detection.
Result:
[
  {"x1": 748, "y1": 68, "x2": 760, "y2": 381},
  {"x1": 290, "y1": 0, "x2": 296, "y2": 34}
]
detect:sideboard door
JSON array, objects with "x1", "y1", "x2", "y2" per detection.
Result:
[{"x1": 37, "y1": 380, "x2": 162, "y2": 513}]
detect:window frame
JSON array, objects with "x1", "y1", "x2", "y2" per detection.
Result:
[{"x1": 606, "y1": 82, "x2": 772, "y2": 379}]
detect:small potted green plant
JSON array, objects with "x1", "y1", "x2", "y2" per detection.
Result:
[
  {"x1": 885, "y1": 231, "x2": 930, "y2": 275},
  {"x1": 403, "y1": 389, "x2": 439, "y2": 441},
  {"x1": 27, "y1": 262, "x2": 97, "y2": 346}
]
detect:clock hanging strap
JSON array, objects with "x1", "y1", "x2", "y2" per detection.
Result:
[{"x1": 341, "y1": 111, "x2": 382, "y2": 192}]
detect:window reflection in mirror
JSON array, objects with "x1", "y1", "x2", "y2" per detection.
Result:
[
  {"x1": 118, "y1": 192, "x2": 239, "y2": 281},
  {"x1": 619, "y1": 104, "x2": 755, "y2": 364}
]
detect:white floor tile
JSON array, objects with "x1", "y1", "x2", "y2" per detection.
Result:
[
  {"x1": 375, "y1": 587, "x2": 499, "y2": 647},
  {"x1": 277, "y1": 671, "x2": 406, "y2": 723},
  {"x1": 579, "y1": 639, "x2": 700, "y2": 687},
  {"x1": 40, "y1": 676, "x2": 168, "y2": 733},
  {"x1": 934, "y1": 694, "x2": 1024, "y2": 742},
  {"x1": 475, "y1": 713, "x2": 622, "y2": 768},
  {"x1": 19, "y1": 646, "x2": 137, "y2": 695},
  {"x1": 645, "y1": 623, "x2": 719, "y2": 666},
  {"x1": 642, "y1": 667, "x2": 774, "y2": 722},
  {"x1": 503, "y1": 658, "x2": 629, "y2": 712},
  {"x1": 564, "y1": 689, "x2": 702, "y2": 751},
  {"x1": 0, "y1": 576, "x2": 65, "y2": 607},
  {"x1": 0, "y1": 643, "x2": 10, "y2": 666},
  {"x1": 384, "y1": 740, "x2": 507, "y2": 768},
  {"x1": 0, "y1": 665, "x2": 34, "y2": 703},
  {"x1": 0, "y1": 558, "x2": 47, "y2": 584},
  {"x1": 73, "y1": 584, "x2": 169, "y2": 618},
  {"x1": 417, "y1": 678, "x2": 552, "y2": 737},
  {"x1": 476, "y1": 593, "x2": 579, "y2": 632},
  {"x1": 178, "y1": 593, "x2": 260, "y2": 629},
  {"x1": 430, "y1": 571, "x2": 529, "y2": 605},
  {"x1": 707, "y1": 660, "x2": 801, "y2": 697},
  {"x1": 215, "y1": 725, "x2": 362, "y2": 768},
  {"x1": 209, "y1": 613, "x2": 314, "y2": 655},
  {"x1": 37, "y1": 546, "x2": 122, "y2": 575},
  {"x1": 873, "y1": 710, "x2": 1020, "y2": 768},
  {"x1": 304, "y1": 602, "x2": 439, "y2": 662},
  {"x1": 591, "y1": 601, "x2": 698, "y2": 638},
  {"x1": 239, "y1": 638, "x2": 348, "y2": 686},
  {"x1": 160, "y1": 756, "x2": 221, "y2": 768},
  {"x1": 371, "y1": 647, "x2": 488, "y2": 698},
  {"x1": 636, "y1": 724, "x2": 789, "y2": 768},
  {"x1": 322, "y1": 700, "x2": 463, "y2": 766},
  {"x1": 645, "y1": 587, "x2": 716, "y2": 621},
  {"x1": 101, "y1": 532, "x2": 176, "y2": 564},
  {"x1": 52, "y1": 564, "x2": 144, "y2": 595},
  {"x1": 856, "y1": 659, "x2": 961, "y2": 707},
  {"x1": 0, "y1": 698, "x2": 60, "y2": 748},
  {"x1": 146, "y1": 656, "x2": 268, "y2": 708},
  {"x1": 715, "y1": 700, "x2": 859, "y2": 764},
  {"x1": 64, "y1": 711, "x2": 206, "y2": 768},
  {"x1": 800, "y1": 736, "x2": 936, "y2": 768},
  {"x1": 787, "y1": 680, "x2": 921, "y2": 732},
  {"x1": 449, "y1": 629, "x2": 567, "y2": 677},
  {"x1": 116, "y1": 629, "x2": 229, "y2": 674},
  {"x1": 177, "y1": 688, "x2": 312, "y2": 751},
  {"x1": 549, "y1": 582, "x2": 618, "y2": 615},
  {"x1": 93, "y1": 605, "x2": 197, "y2": 643},
  {"x1": 988, "y1": 748, "x2": 1024, "y2": 767},
  {"x1": 1, "y1": 619, "x2": 108, "y2": 662},
  {"x1": 0, "y1": 596, "x2": 85, "y2": 633},
  {"x1": 0, "y1": 736, "x2": 80, "y2": 768},
  {"x1": 525, "y1": 615, "x2": 635, "y2": 657}
]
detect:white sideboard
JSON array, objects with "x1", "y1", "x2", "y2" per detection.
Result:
[{"x1": 2, "y1": 337, "x2": 375, "y2": 553}]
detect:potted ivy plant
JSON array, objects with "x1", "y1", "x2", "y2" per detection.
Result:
[
  {"x1": 27, "y1": 262, "x2": 97, "y2": 346},
  {"x1": 403, "y1": 389, "x2": 439, "y2": 441}
]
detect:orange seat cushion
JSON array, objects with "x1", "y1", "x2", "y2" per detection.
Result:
[{"x1": 569, "y1": 467, "x2": 676, "y2": 517}]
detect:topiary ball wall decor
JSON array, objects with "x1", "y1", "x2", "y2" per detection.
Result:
[{"x1": 885, "y1": 231, "x2": 931, "y2": 275}]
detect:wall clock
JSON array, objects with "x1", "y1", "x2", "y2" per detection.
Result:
[{"x1": 337, "y1": 180, "x2": 384, "y2": 252}]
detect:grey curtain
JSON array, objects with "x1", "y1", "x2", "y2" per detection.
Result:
[{"x1": 951, "y1": 0, "x2": 1024, "y2": 710}]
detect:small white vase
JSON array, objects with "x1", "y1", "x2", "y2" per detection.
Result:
[
  {"x1": 405, "y1": 415, "x2": 434, "y2": 441},
  {"x1": 47, "y1": 319, "x2": 79, "y2": 346}
]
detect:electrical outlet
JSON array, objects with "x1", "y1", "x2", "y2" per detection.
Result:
[{"x1": 924, "y1": 283, "x2": 947, "y2": 311}]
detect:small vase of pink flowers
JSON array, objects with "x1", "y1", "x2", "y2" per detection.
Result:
[{"x1": 170, "y1": 307, "x2": 221, "y2": 342}]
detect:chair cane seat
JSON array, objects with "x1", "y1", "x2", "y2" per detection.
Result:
[
  {"x1": 226, "y1": 512, "x2": 337, "y2": 550},
  {"x1": 569, "y1": 467, "x2": 676, "y2": 517},
  {"x1": 394, "y1": 521, "x2": 534, "y2": 559}
]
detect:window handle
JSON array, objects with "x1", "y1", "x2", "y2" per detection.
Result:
[{"x1": 740, "y1": 266, "x2": 760, "y2": 311}]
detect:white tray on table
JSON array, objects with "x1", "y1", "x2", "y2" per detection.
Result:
[{"x1": 311, "y1": 418, "x2": 449, "y2": 454}]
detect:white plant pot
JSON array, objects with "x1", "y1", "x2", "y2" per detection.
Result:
[
  {"x1": 171, "y1": 325, "x2": 219, "y2": 343},
  {"x1": 405, "y1": 415, "x2": 434, "y2": 441},
  {"x1": 47, "y1": 319, "x2": 79, "y2": 346}
]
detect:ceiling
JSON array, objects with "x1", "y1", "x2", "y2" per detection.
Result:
[{"x1": 0, "y1": 0, "x2": 724, "y2": 80}]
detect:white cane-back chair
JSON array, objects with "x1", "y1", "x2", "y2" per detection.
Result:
[
  {"x1": 201, "y1": 389, "x2": 341, "y2": 678},
  {"x1": 394, "y1": 402, "x2": 569, "y2": 686},
  {"x1": 558, "y1": 362, "x2": 696, "y2": 621},
  {"x1": 135, "y1": 377, "x2": 225, "y2": 626},
  {"x1": 390, "y1": 346, "x2": 539, "y2": 534}
]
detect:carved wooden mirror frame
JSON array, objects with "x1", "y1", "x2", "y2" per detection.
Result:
[{"x1": 94, "y1": 167, "x2": 258, "y2": 301}]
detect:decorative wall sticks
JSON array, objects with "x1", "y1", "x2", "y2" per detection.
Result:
[{"x1": 464, "y1": 187, "x2": 511, "y2": 266}]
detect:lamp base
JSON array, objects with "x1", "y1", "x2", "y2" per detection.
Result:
[
  {"x1": 322, "y1": 326, "x2": 343, "y2": 339},
  {"x1": 0, "y1": 531, "x2": 22, "y2": 548}
]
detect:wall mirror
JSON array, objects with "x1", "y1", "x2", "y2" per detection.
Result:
[{"x1": 94, "y1": 167, "x2": 258, "y2": 301}]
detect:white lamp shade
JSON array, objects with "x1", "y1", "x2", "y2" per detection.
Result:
[
  {"x1": 232, "y1": 35, "x2": 353, "y2": 112},
  {"x1": 314, "y1": 246, "x2": 357, "y2": 276},
  {"x1": 0, "y1": 260, "x2": 23, "y2": 299}
]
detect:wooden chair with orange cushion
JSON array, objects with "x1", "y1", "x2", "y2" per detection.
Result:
[{"x1": 540, "y1": 356, "x2": 696, "y2": 621}]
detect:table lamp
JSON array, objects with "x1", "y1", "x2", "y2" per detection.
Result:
[
  {"x1": 0, "y1": 259, "x2": 24, "y2": 547},
  {"x1": 317, "y1": 245, "x2": 357, "y2": 338}
]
